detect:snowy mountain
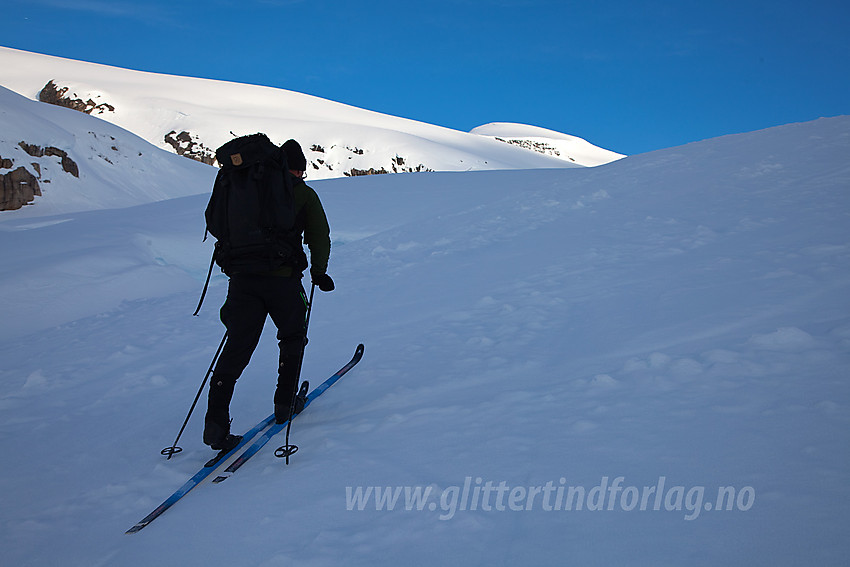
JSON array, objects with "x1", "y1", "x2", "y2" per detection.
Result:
[
  {"x1": 1, "y1": 111, "x2": 848, "y2": 565},
  {"x1": 0, "y1": 85, "x2": 213, "y2": 215},
  {"x1": 0, "y1": 45, "x2": 622, "y2": 195}
]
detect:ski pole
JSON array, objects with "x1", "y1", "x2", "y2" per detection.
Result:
[
  {"x1": 277, "y1": 283, "x2": 316, "y2": 464},
  {"x1": 161, "y1": 330, "x2": 228, "y2": 459}
]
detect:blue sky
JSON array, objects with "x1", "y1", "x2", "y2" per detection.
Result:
[{"x1": 4, "y1": 0, "x2": 849, "y2": 155}]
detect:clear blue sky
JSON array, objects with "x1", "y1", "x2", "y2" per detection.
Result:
[{"x1": 4, "y1": 0, "x2": 849, "y2": 155}]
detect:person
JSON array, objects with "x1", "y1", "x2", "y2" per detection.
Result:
[{"x1": 203, "y1": 139, "x2": 335, "y2": 451}]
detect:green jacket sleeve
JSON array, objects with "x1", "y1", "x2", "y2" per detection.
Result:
[{"x1": 295, "y1": 181, "x2": 331, "y2": 276}]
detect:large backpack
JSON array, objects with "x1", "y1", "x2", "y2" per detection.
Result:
[{"x1": 194, "y1": 133, "x2": 307, "y2": 315}]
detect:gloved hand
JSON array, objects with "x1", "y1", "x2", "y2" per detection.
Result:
[{"x1": 311, "y1": 272, "x2": 335, "y2": 292}]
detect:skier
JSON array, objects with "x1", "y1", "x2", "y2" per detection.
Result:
[{"x1": 204, "y1": 139, "x2": 334, "y2": 452}]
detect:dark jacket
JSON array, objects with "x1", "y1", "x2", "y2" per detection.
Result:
[{"x1": 272, "y1": 175, "x2": 330, "y2": 278}]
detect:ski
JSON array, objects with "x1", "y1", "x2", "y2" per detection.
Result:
[
  {"x1": 211, "y1": 343, "x2": 364, "y2": 484},
  {"x1": 125, "y1": 413, "x2": 275, "y2": 534},
  {"x1": 125, "y1": 343, "x2": 363, "y2": 534}
]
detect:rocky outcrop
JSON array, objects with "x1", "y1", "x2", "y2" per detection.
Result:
[
  {"x1": 0, "y1": 159, "x2": 41, "y2": 211},
  {"x1": 38, "y1": 80, "x2": 115, "y2": 115},
  {"x1": 345, "y1": 167, "x2": 389, "y2": 177},
  {"x1": 1, "y1": 143, "x2": 81, "y2": 211},
  {"x1": 494, "y1": 136, "x2": 572, "y2": 160},
  {"x1": 343, "y1": 154, "x2": 432, "y2": 177},
  {"x1": 164, "y1": 130, "x2": 216, "y2": 165},
  {"x1": 18, "y1": 142, "x2": 79, "y2": 177},
  {"x1": 390, "y1": 155, "x2": 431, "y2": 174}
]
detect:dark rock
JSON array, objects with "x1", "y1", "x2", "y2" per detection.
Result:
[
  {"x1": 494, "y1": 136, "x2": 561, "y2": 157},
  {"x1": 345, "y1": 167, "x2": 389, "y2": 177},
  {"x1": 164, "y1": 130, "x2": 216, "y2": 165},
  {"x1": 19, "y1": 141, "x2": 44, "y2": 157},
  {"x1": 44, "y1": 147, "x2": 80, "y2": 177},
  {"x1": 1, "y1": 166, "x2": 41, "y2": 211},
  {"x1": 17, "y1": 143, "x2": 80, "y2": 178},
  {"x1": 43, "y1": 146, "x2": 65, "y2": 158},
  {"x1": 38, "y1": 80, "x2": 115, "y2": 115},
  {"x1": 61, "y1": 155, "x2": 80, "y2": 177}
]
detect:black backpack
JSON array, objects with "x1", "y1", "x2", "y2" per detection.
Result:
[{"x1": 194, "y1": 133, "x2": 307, "y2": 315}]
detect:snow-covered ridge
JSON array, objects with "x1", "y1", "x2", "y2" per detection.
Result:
[
  {"x1": 471, "y1": 122, "x2": 625, "y2": 167},
  {"x1": 0, "y1": 46, "x2": 623, "y2": 181}
]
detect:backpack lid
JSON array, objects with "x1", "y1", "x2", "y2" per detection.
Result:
[{"x1": 215, "y1": 133, "x2": 286, "y2": 170}]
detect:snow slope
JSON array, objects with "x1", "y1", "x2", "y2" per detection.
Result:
[
  {"x1": 0, "y1": 116, "x2": 849, "y2": 566},
  {"x1": 0, "y1": 85, "x2": 215, "y2": 216},
  {"x1": 0, "y1": 46, "x2": 621, "y2": 184}
]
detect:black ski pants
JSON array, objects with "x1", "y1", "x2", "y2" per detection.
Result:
[{"x1": 206, "y1": 274, "x2": 307, "y2": 431}]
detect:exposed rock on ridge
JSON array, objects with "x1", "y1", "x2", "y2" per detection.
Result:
[
  {"x1": 39, "y1": 80, "x2": 115, "y2": 115},
  {"x1": 494, "y1": 136, "x2": 573, "y2": 161},
  {"x1": 164, "y1": 130, "x2": 215, "y2": 165}
]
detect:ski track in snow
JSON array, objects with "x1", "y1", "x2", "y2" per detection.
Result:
[{"x1": 1, "y1": 117, "x2": 850, "y2": 566}]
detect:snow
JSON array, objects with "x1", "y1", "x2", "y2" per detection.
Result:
[
  {"x1": 471, "y1": 122, "x2": 626, "y2": 166},
  {"x1": 0, "y1": 46, "x2": 622, "y2": 180},
  {"x1": 1, "y1": 97, "x2": 849, "y2": 566}
]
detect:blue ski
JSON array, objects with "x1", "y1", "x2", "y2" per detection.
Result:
[
  {"x1": 125, "y1": 414, "x2": 274, "y2": 534},
  {"x1": 212, "y1": 343, "x2": 364, "y2": 483},
  {"x1": 125, "y1": 343, "x2": 363, "y2": 534}
]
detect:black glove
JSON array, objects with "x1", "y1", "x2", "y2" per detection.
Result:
[{"x1": 311, "y1": 272, "x2": 335, "y2": 292}]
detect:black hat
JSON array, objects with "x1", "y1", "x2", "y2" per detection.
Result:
[{"x1": 282, "y1": 139, "x2": 307, "y2": 171}]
